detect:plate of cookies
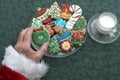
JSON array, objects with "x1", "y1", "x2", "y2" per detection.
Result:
[{"x1": 31, "y1": 2, "x2": 87, "y2": 58}]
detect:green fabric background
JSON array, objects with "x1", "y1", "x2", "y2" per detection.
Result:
[{"x1": 0, "y1": 0, "x2": 120, "y2": 80}]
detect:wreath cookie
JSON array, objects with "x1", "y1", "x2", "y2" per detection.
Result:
[{"x1": 32, "y1": 29, "x2": 50, "y2": 45}]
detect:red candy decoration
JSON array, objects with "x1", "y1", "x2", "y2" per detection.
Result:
[
  {"x1": 61, "y1": 4, "x2": 72, "y2": 14},
  {"x1": 33, "y1": 26, "x2": 44, "y2": 32},
  {"x1": 72, "y1": 30, "x2": 85, "y2": 40}
]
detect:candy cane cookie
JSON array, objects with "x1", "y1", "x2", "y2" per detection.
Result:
[{"x1": 66, "y1": 5, "x2": 82, "y2": 30}]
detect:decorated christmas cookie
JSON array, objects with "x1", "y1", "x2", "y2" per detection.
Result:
[
  {"x1": 55, "y1": 18, "x2": 66, "y2": 28},
  {"x1": 53, "y1": 26, "x2": 63, "y2": 34},
  {"x1": 61, "y1": 4, "x2": 72, "y2": 20},
  {"x1": 66, "y1": 5, "x2": 82, "y2": 30},
  {"x1": 32, "y1": 18, "x2": 42, "y2": 28},
  {"x1": 71, "y1": 29, "x2": 86, "y2": 46},
  {"x1": 48, "y1": 2, "x2": 61, "y2": 19},
  {"x1": 57, "y1": 31, "x2": 71, "y2": 41},
  {"x1": 48, "y1": 38, "x2": 61, "y2": 54},
  {"x1": 45, "y1": 25, "x2": 54, "y2": 36},
  {"x1": 31, "y1": 2, "x2": 87, "y2": 57},
  {"x1": 60, "y1": 40, "x2": 73, "y2": 53},
  {"x1": 72, "y1": 29, "x2": 85, "y2": 40},
  {"x1": 32, "y1": 29, "x2": 50, "y2": 45},
  {"x1": 36, "y1": 8, "x2": 52, "y2": 24},
  {"x1": 73, "y1": 16, "x2": 87, "y2": 30}
]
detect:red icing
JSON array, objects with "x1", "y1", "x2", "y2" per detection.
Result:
[
  {"x1": 33, "y1": 26, "x2": 44, "y2": 32},
  {"x1": 72, "y1": 30, "x2": 84, "y2": 40},
  {"x1": 36, "y1": 8, "x2": 47, "y2": 17},
  {"x1": 42, "y1": 16, "x2": 53, "y2": 24},
  {"x1": 61, "y1": 4, "x2": 72, "y2": 14},
  {"x1": 72, "y1": 15, "x2": 81, "y2": 18},
  {"x1": 36, "y1": 8, "x2": 53, "y2": 24}
]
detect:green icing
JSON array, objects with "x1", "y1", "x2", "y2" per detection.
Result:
[
  {"x1": 73, "y1": 16, "x2": 87, "y2": 30},
  {"x1": 60, "y1": 28, "x2": 70, "y2": 36},
  {"x1": 32, "y1": 18, "x2": 42, "y2": 28},
  {"x1": 32, "y1": 30, "x2": 50, "y2": 45},
  {"x1": 48, "y1": 37, "x2": 61, "y2": 54},
  {"x1": 71, "y1": 16, "x2": 87, "y2": 46},
  {"x1": 66, "y1": 36, "x2": 72, "y2": 41},
  {"x1": 48, "y1": 2, "x2": 61, "y2": 19},
  {"x1": 72, "y1": 40, "x2": 85, "y2": 45}
]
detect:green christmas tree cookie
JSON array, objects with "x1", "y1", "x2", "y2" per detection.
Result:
[
  {"x1": 48, "y1": 37, "x2": 61, "y2": 54},
  {"x1": 32, "y1": 18, "x2": 42, "y2": 28},
  {"x1": 73, "y1": 16, "x2": 87, "y2": 30}
]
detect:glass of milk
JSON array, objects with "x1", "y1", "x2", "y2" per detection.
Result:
[
  {"x1": 87, "y1": 12, "x2": 120, "y2": 44},
  {"x1": 97, "y1": 12, "x2": 117, "y2": 34}
]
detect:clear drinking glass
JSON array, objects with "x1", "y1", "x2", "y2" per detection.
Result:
[{"x1": 87, "y1": 12, "x2": 120, "y2": 44}]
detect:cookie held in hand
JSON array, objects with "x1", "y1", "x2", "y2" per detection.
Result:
[{"x1": 32, "y1": 29, "x2": 50, "y2": 45}]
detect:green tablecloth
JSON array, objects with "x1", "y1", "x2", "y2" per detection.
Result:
[{"x1": 0, "y1": 0, "x2": 120, "y2": 80}]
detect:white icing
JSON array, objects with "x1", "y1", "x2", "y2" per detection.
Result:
[{"x1": 62, "y1": 42, "x2": 71, "y2": 50}]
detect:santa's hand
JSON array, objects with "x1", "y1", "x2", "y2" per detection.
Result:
[{"x1": 14, "y1": 26, "x2": 49, "y2": 62}]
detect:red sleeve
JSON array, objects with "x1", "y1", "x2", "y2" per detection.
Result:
[{"x1": 0, "y1": 65, "x2": 29, "y2": 80}]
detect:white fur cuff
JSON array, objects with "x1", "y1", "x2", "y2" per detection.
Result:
[{"x1": 2, "y1": 45, "x2": 49, "y2": 80}]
